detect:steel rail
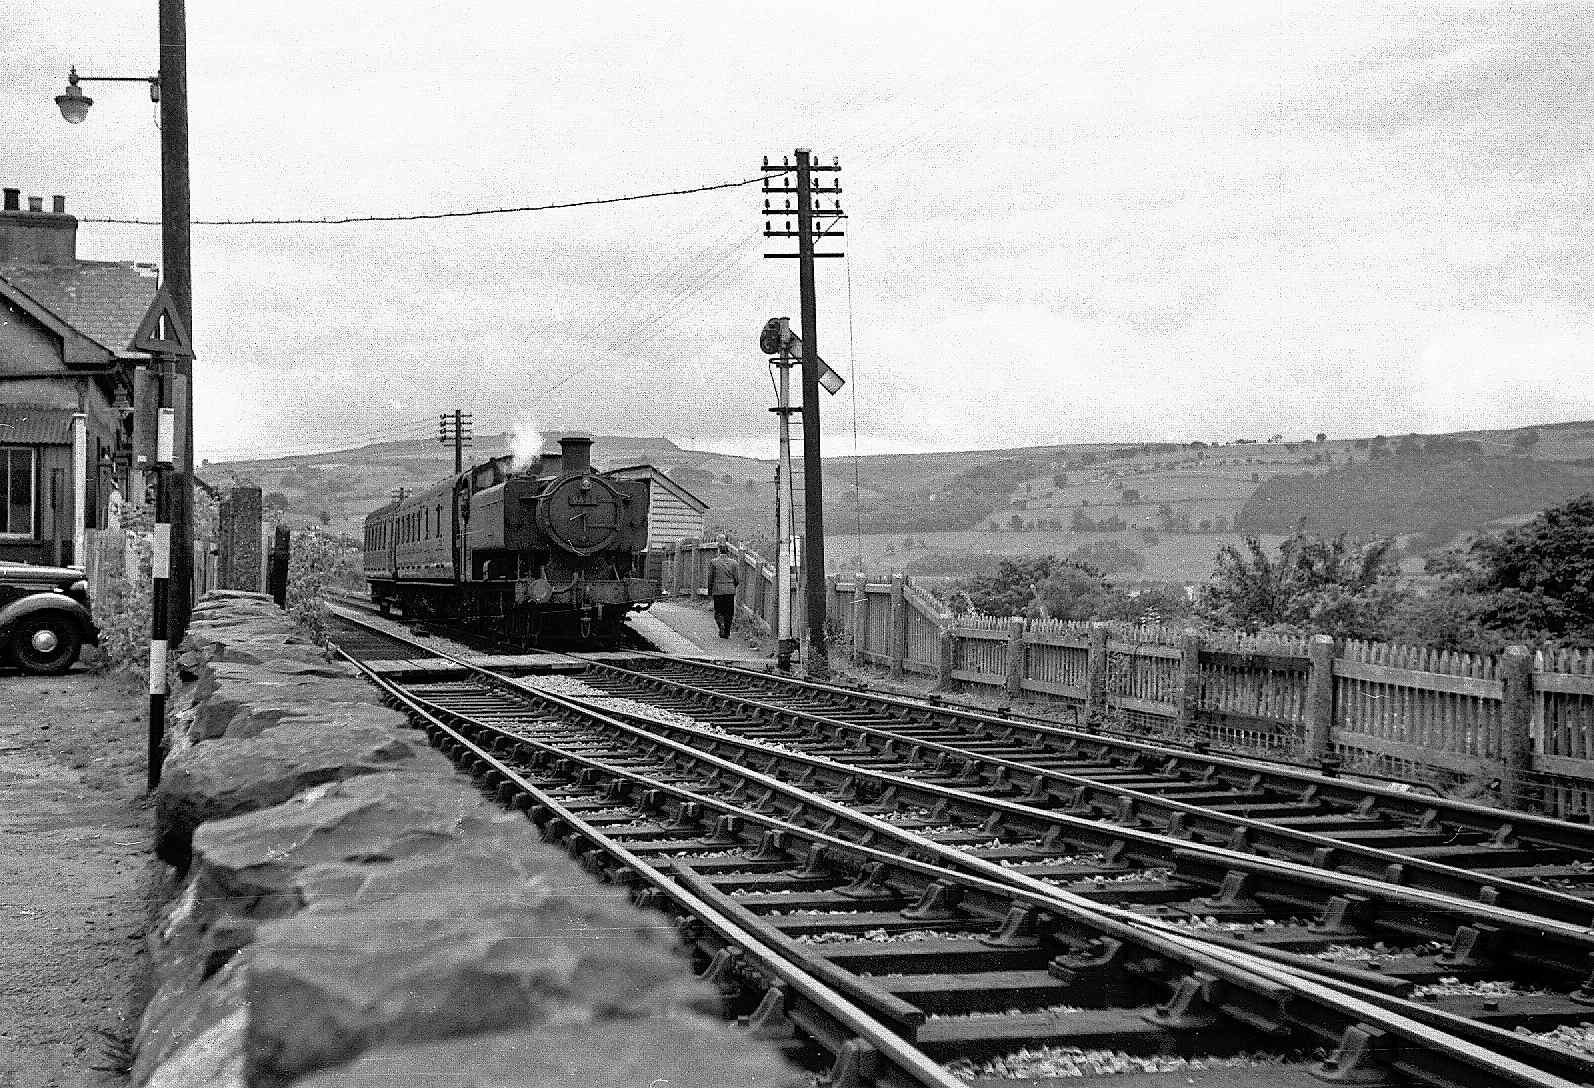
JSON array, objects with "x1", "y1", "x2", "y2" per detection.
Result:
[
  {"x1": 328, "y1": 621, "x2": 1594, "y2": 1088},
  {"x1": 574, "y1": 658, "x2": 1594, "y2": 926},
  {"x1": 335, "y1": 646, "x2": 967, "y2": 1088},
  {"x1": 625, "y1": 653, "x2": 1594, "y2": 858},
  {"x1": 327, "y1": 615, "x2": 1594, "y2": 964}
]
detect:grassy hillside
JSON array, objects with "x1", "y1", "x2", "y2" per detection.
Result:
[
  {"x1": 201, "y1": 421, "x2": 1594, "y2": 584},
  {"x1": 1238, "y1": 453, "x2": 1594, "y2": 542}
]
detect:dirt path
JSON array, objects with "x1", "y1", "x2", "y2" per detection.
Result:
[{"x1": 0, "y1": 668, "x2": 162, "y2": 1088}]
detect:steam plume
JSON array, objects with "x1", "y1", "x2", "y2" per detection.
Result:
[{"x1": 509, "y1": 412, "x2": 544, "y2": 472}]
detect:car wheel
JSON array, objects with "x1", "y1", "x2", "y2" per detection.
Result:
[{"x1": 12, "y1": 614, "x2": 83, "y2": 675}]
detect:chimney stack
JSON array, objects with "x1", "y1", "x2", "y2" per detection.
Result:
[
  {"x1": 558, "y1": 436, "x2": 593, "y2": 474},
  {"x1": 0, "y1": 187, "x2": 79, "y2": 264}
]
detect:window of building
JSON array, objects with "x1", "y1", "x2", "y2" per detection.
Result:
[{"x1": 0, "y1": 447, "x2": 35, "y2": 538}]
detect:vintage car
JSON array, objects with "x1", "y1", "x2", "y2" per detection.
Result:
[{"x1": 0, "y1": 562, "x2": 98, "y2": 674}]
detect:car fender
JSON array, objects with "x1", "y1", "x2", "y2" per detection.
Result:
[{"x1": 0, "y1": 593, "x2": 98, "y2": 644}]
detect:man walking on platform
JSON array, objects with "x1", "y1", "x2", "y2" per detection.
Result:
[{"x1": 708, "y1": 542, "x2": 741, "y2": 639}]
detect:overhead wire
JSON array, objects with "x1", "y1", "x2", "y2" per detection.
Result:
[
  {"x1": 78, "y1": 171, "x2": 787, "y2": 226},
  {"x1": 845, "y1": 239, "x2": 864, "y2": 573}
]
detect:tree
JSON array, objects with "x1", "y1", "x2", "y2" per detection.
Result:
[
  {"x1": 1066, "y1": 539, "x2": 1146, "y2": 576},
  {"x1": 317, "y1": 509, "x2": 331, "y2": 525},
  {"x1": 264, "y1": 491, "x2": 289, "y2": 509},
  {"x1": 1009, "y1": 513, "x2": 1024, "y2": 531},
  {"x1": 1315, "y1": 433, "x2": 1327, "y2": 443},
  {"x1": 1197, "y1": 532, "x2": 1398, "y2": 637},
  {"x1": 1053, "y1": 472, "x2": 1069, "y2": 487},
  {"x1": 1122, "y1": 488, "x2": 1141, "y2": 503},
  {"x1": 1514, "y1": 428, "x2": 1542, "y2": 451},
  {"x1": 1406, "y1": 494, "x2": 1594, "y2": 648}
]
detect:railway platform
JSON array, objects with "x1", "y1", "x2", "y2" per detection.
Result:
[{"x1": 627, "y1": 599, "x2": 770, "y2": 662}]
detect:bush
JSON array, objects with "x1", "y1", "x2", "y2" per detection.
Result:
[
  {"x1": 91, "y1": 533, "x2": 154, "y2": 679},
  {"x1": 286, "y1": 529, "x2": 362, "y2": 643}
]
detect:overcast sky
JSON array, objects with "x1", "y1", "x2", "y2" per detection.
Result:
[{"x1": 4, "y1": 2, "x2": 1591, "y2": 461}]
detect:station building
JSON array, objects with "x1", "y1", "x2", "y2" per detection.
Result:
[
  {"x1": 0, "y1": 187, "x2": 155, "y2": 566},
  {"x1": 604, "y1": 463, "x2": 708, "y2": 548}
]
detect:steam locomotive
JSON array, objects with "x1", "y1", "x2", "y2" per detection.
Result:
[{"x1": 361, "y1": 435, "x2": 655, "y2": 645}]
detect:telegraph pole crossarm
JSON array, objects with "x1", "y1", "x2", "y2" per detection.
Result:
[{"x1": 439, "y1": 410, "x2": 473, "y2": 475}]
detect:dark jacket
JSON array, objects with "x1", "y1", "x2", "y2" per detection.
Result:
[{"x1": 708, "y1": 553, "x2": 741, "y2": 595}]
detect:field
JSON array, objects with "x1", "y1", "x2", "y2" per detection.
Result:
[{"x1": 825, "y1": 528, "x2": 1289, "y2": 585}]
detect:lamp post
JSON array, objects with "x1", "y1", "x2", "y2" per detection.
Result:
[{"x1": 55, "y1": 0, "x2": 194, "y2": 646}]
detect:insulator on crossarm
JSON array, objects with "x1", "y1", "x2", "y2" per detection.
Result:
[
  {"x1": 763, "y1": 155, "x2": 770, "y2": 168},
  {"x1": 764, "y1": 199, "x2": 771, "y2": 211},
  {"x1": 833, "y1": 156, "x2": 840, "y2": 167}
]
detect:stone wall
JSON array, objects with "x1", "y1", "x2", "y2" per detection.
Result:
[{"x1": 136, "y1": 591, "x2": 801, "y2": 1087}]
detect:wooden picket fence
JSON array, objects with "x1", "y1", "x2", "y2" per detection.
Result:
[
  {"x1": 641, "y1": 547, "x2": 1594, "y2": 816},
  {"x1": 822, "y1": 571, "x2": 1594, "y2": 819}
]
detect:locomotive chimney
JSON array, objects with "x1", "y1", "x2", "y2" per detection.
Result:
[{"x1": 559, "y1": 435, "x2": 593, "y2": 474}]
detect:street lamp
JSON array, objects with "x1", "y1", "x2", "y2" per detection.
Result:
[
  {"x1": 55, "y1": 0, "x2": 193, "y2": 790},
  {"x1": 54, "y1": 67, "x2": 160, "y2": 124}
]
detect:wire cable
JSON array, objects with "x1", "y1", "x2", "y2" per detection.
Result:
[
  {"x1": 845, "y1": 246, "x2": 864, "y2": 574},
  {"x1": 80, "y1": 171, "x2": 785, "y2": 227}
]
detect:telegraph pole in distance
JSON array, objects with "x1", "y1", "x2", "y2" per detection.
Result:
[
  {"x1": 438, "y1": 413, "x2": 471, "y2": 583},
  {"x1": 439, "y1": 410, "x2": 473, "y2": 474},
  {"x1": 762, "y1": 149, "x2": 844, "y2": 678}
]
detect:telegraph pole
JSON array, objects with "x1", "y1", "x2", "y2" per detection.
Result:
[
  {"x1": 439, "y1": 410, "x2": 473, "y2": 474},
  {"x1": 160, "y1": 0, "x2": 195, "y2": 644},
  {"x1": 438, "y1": 413, "x2": 471, "y2": 583},
  {"x1": 762, "y1": 150, "x2": 844, "y2": 678}
]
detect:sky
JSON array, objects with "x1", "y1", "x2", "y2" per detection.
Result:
[{"x1": 3, "y1": 1, "x2": 1591, "y2": 462}]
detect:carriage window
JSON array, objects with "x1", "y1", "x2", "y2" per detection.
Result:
[
  {"x1": 436, "y1": 503, "x2": 443, "y2": 536},
  {"x1": 1, "y1": 447, "x2": 35, "y2": 537}
]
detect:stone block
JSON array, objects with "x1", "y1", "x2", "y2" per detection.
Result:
[
  {"x1": 187, "y1": 662, "x2": 389, "y2": 744},
  {"x1": 244, "y1": 880, "x2": 717, "y2": 1087},
  {"x1": 132, "y1": 946, "x2": 251, "y2": 1087},
  {"x1": 185, "y1": 773, "x2": 514, "y2": 930},
  {"x1": 155, "y1": 719, "x2": 449, "y2": 868},
  {"x1": 289, "y1": 1017, "x2": 805, "y2": 1088}
]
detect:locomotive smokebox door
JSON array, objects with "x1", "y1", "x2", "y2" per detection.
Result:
[{"x1": 535, "y1": 474, "x2": 623, "y2": 556}]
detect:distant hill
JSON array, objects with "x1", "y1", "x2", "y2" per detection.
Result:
[
  {"x1": 201, "y1": 421, "x2": 1594, "y2": 579},
  {"x1": 1239, "y1": 453, "x2": 1594, "y2": 540}
]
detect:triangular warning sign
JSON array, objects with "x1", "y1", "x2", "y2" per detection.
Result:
[{"x1": 132, "y1": 286, "x2": 195, "y2": 358}]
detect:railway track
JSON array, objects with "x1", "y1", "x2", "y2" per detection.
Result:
[
  {"x1": 324, "y1": 612, "x2": 1594, "y2": 1087},
  {"x1": 595, "y1": 655, "x2": 1594, "y2": 915}
]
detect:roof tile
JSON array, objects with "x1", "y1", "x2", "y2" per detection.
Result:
[{"x1": 0, "y1": 260, "x2": 159, "y2": 353}]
